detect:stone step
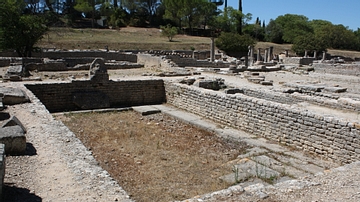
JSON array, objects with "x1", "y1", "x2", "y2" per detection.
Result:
[{"x1": 132, "y1": 105, "x2": 161, "y2": 116}]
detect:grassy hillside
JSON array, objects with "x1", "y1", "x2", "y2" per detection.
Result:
[{"x1": 37, "y1": 27, "x2": 360, "y2": 59}]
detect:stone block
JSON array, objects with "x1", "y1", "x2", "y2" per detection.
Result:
[
  {"x1": 2, "y1": 116, "x2": 27, "y2": 132},
  {"x1": 0, "y1": 87, "x2": 30, "y2": 105},
  {"x1": 225, "y1": 88, "x2": 244, "y2": 94},
  {"x1": 0, "y1": 126, "x2": 26, "y2": 155}
]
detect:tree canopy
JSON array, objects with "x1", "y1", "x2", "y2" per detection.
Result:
[{"x1": 0, "y1": 0, "x2": 48, "y2": 57}]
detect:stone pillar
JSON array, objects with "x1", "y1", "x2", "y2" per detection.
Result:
[
  {"x1": 257, "y1": 48, "x2": 261, "y2": 62},
  {"x1": 245, "y1": 55, "x2": 249, "y2": 67},
  {"x1": 285, "y1": 50, "x2": 289, "y2": 57},
  {"x1": 248, "y1": 46, "x2": 254, "y2": 65},
  {"x1": 313, "y1": 51, "x2": 317, "y2": 59},
  {"x1": 322, "y1": 51, "x2": 326, "y2": 60},
  {"x1": 210, "y1": 37, "x2": 215, "y2": 62},
  {"x1": 304, "y1": 50, "x2": 308, "y2": 58},
  {"x1": 269, "y1": 46, "x2": 274, "y2": 61},
  {"x1": 264, "y1": 48, "x2": 269, "y2": 62}
]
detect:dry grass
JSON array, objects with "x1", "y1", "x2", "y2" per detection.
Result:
[
  {"x1": 55, "y1": 111, "x2": 248, "y2": 202},
  {"x1": 38, "y1": 27, "x2": 212, "y2": 51},
  {"x1": 37, "y1": 27, "x2": 360, "y2": 58}
]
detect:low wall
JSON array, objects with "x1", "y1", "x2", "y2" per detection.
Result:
[
  {"x1": 0, "y1": 144, "x2": 4, "y2": 198},
  {"x1": 313, "y1": 63, "x2": 360, "y2": 76},
  {"x1": 137, "y1": 54, "x2": 163, "y2": 68},
  {"x1": 25, "y1": 79, "x2": 166, "y2": 113},
  {"x1": 283, "y1": 57, "x2": 315, "y2": 65},
  {"x1": 0, "y1": 51, "x2": 138, "y2": 63},
  {"x1": 165, "y1": 82, "x2": 360, "y2": 164}
]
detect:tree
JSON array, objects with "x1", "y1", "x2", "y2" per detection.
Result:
[
  {"x1": 163, "y1": 0, "x2": 184, "y2": 28},
  {"x1": 292, "y1": 33, "x2": 327, "y2": 56},
  {"x1": 0, "y1": 0, "x2": 48, "y2": 57},
  {"x1": 265, "y1": 19, "x2": 283, "y2": 43},
  {"x1": 215, "y1": 32, "x2": 255, "y2": 54},
  {"x1": 74, "y1": 0, "x2": 104, "y2": 27},
  {"x1": 211, "y1": 7, "x2": 250, "y2": 34},
  {"x1": 160, "y1": 24, "x2": 178, "y2": 41},
  {"x1": 270, "y1": 14, "x2": 312, "y2": 44}
]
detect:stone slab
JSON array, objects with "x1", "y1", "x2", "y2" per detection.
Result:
[
  {"x1": 0, "y1": 125, "x2": 26, "y2": 155},
  {"x1": 2, "y1": 115, "x2": 27, "y2": 133},
  {"x1": 0, "y1": 87, "x2": 30, "y2": 105},
  {"x1": 132, "y1": 106, "x2": 161, "y2": 116}
]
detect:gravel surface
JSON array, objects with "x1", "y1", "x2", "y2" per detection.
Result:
[{"x1": 3, "y1": 83, "x2": 132, "y2": 202}]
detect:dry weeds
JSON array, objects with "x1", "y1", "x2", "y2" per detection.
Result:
[{"x1": 55, "y1": 111, "x2": 248, "y2": 202}]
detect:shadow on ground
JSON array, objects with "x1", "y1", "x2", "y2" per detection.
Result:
[
  {"x1": 3, "y1": 184, "x2": 42, "y2": 202},
  {"x1": 25, "y1": 143, "x2": 37, "y2": 156}
]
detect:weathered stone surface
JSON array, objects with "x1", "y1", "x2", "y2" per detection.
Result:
[
  {"x1": 73, "y1": 91, "x2": 110, "y2": 110},
  {"x1": 0, "y1": 125, "x2": 26, "y2": 155},
  {"x1": 89, "y1": 58, "x2": 109, "y2": 82},
  {"x1": 0, "y1": 87, "x2": 30, "y2": 105},
  {"x1": 193, "y1": 78, "x2": 226, "y2": 90},
  {"x1": 225, "y1": 88, "x2": 244, "y2": 94},
  {"x1": 179, "y1": 77, "x2": 196, "y2": 85},
  {"x1": 2, "y1": 116, "x2": 27, "y2": 132},
  {"x1": 323, "y1": 87, "x2": 347, "y2": 93},
  {"x1": 5, "y1": 65, "x2": 29, "y2": 78},
  {"x1": 0, "y1": 143, "x2": 4, "y2": 198}
]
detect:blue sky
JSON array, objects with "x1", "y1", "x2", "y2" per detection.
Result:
[{"x1": 220, "y1": 0, "x2": 360, "y2": 31}]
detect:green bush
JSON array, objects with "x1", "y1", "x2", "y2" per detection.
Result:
[
  {"x1": 160, "y1": 24, "x2": 178, "y2": 42},
  {"x1": 215, "y1": 32, "x2": 256, "y2": 53}
]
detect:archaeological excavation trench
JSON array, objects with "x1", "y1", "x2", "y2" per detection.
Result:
[{"x1": 1, "y1": 50, "x2": 360, "y2": 201}]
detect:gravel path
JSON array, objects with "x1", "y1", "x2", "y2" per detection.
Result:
[{"x1": 3, "y1": 83, "x2": 132, "y2": 202}]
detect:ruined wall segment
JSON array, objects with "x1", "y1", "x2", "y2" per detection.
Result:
[
  {"x1": 165, "y1": 82, "x2": 360, "y2": 164},
  {"x1": 313, "y1": 63, "x2": 360, "y2": 76},
  {"x1": 25, "y1": 80, "x2": 166, "y2": 113}
]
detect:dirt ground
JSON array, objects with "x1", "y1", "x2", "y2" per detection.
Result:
[{"x1": 55, "y1": 111, "x2": 248, "y2": 202}]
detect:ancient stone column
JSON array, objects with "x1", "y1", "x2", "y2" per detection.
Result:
[
  {"x1": 245, "y1": 55, "x2": 249, "y2": 67},
  {"x1": 264, "y1": 48, "x2": 269, "y2": 62},
  {"x1": 269, "y1": 46, "x2": 274, "y2": 61},
  {"x1": 248, "y1": 46, "x2": 254, "y2": 65},
  {"x1": 210, "y1": 37, "x2": 215, "y2": 62},
  {"x1": 257, "y1": 48, "x2": 261, "y2": 62},
  {"x1": 285, "y1": 50, "x2": 289, "y2": 57},
  {"x1": 313, "y1": 51, "x2": 317, "y2": 59},
  {"x1": 322, "y1": 51, "x2": 326, "y2": 60},
  {"x1": 304, "y1": 50, "x2": 308, "y2": 58}
]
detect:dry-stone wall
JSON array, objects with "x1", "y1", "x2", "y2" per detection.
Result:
[
  {"x1": 0, "y1": 51, "x2": 138, "y2": 62},
  {"x1": 26, "y1": 80, "x2": 166, "y2": 113},
  {"x1": 313, "y1": 63, "x2": 360, "y2": 76},
  {"x1": 165, "y1": 82, "x2": 360, "y2": 164}
]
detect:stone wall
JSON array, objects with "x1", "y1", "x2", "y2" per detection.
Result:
[
  {"x1": 137, "y1": 54, "x2": 163, "y2": 68},
  {"x1": 0, "y1": 144, "x2": 4, "y2": 198},
  {"x1": 25, "y1": 80, "x2": 166, "y2": 113},
  {"x1": 237, "y1": 87, "x2": 360, "y2": 113},
  {"x1": 0, "y1": 51, "x2": 137, "y2": 63},
  {"x1": 165, "y1": 82, "x2": 360, "y2": 164},
  {"x1": 313, "y1": 63, "x2": 360, "y2": 76},
  {"x1": 283, "y1": 57, "x2": 315, "y2": 65}
]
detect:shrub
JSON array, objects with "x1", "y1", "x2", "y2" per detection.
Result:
[
  {"x1": 215, "y1": 32, "x2": 256, "y2": 53},
  {"x1": 160, "y1": 24, "x2": 178, "y2": 42}
]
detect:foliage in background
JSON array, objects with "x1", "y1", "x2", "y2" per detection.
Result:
[
  {"x1": 0, "y1": 0, "x2": 48, "y2": 56},
  {"x1": 160, "y1": 24, "x2": 178, "y2": 42},
  {"x1": 215, "y1": 32, "x2": 255, "y2": 53}
]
